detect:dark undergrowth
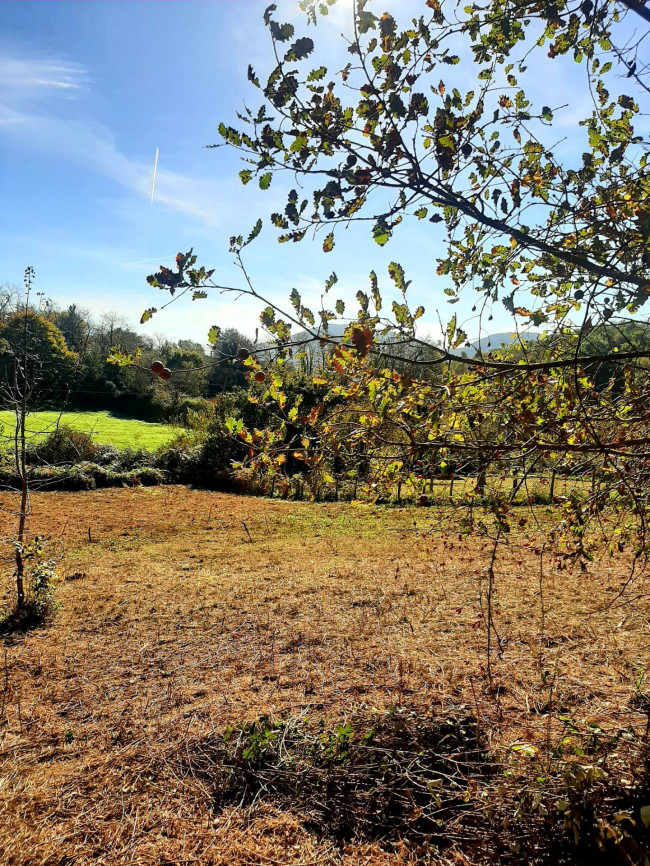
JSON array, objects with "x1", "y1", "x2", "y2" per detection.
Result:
[
  {"x1": 0, "y1": 598, "x2": 50, "y2": 638},
  {"x1": 171, "y1": 707, "x2": 650, "y2": 865}
]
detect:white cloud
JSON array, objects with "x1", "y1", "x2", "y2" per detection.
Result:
[
  {"x1": 0, "y1": 53, "x2": 89, "y2": 102},
  {"x1": 0, "y1": 48, "x2": 252, "y2": 228}
]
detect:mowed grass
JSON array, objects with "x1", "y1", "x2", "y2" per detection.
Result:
[
  {"x1": 0, "y1": 489, "x2": 648, "y2": 864},
  {"x1": 0, "y1": 410, "x2": 184, "y2": 451}
]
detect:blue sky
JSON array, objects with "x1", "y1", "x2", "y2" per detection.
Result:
[
  {"x1": 0, "y1": 0, "x2": 622, "y2": 347},
  {"x1": 1, "y1": 0, "x2": 273, "y2": 342}
]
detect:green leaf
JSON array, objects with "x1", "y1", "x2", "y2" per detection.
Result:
[
  {"x1": 207, "y1": 325, "x2": 221, "y2": 345},
  {"x1": 246, "y1": 219, "x2": 263, "y2": 245},
  {"x1": 285, "y1": 37, "x2": 314, "y2": 61},
  {"x1": 357, "y1": 10, "x2": 378, "y2": 33},
  {"x1": 307, "y1": 66, "x2": 327, "y2": 82},
  {"x1": 269, "y1": 19, "x2": 295, "y2": 42},
  {"x1": 388, "y1": 261, "x2": 409, "y2": 293},
  {"x1": 323, "y1": 231, "x2": 335, "y2": 253},
  {"x1": 140, "y1": 308, "x2": 157, "y2": 324},
  {"x1": 392, "y1": 301, "x2": 410, "y2": 327},
  {"x1": 290, "y1": 135, "x2": 308, "y2": 153},
  {"x1": 259, "y1": 172, "x2": 272, "y2": 190},
  {"x1": 446, "y1": 313, "x2": 457, "y2": 345},
  {"x1": 107, "y1": 349, "x2": 137, "y2": 367},
  {"x1": 247, "y1": 65, "x2": 260, "y2": 87},
  {"x1": 356, "y1": 291, "x2": 369, "y2": 314},
  {"x1": 452, "y1": 327, "x2": 467, "y2": 348},
  {"x1": 372, "y1": 220, "x2": 391, "y2": 246},
  {"x1": 370, "y1": 270, "x2": 381, "y2": 312},
  {"x1": 531, "y1": 310, "x2": 548, "y2": 327}
]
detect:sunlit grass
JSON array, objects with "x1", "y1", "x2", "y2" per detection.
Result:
[{"x1": 0, "y1": 410, "x2": 183, "y2": 451}]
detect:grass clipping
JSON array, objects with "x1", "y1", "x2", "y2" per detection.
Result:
[{"x1": 2, "y1": 488, "x2": 650, "y2": 864}]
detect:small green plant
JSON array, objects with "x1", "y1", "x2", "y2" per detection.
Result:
[
  {"x1": 321, "y1": 722, "x2": 354, "y2": 760},
  {"x1": 1, "y1": 535, "x2": 59, "y2": 632},
  {"x1": 238, "y1": 717, "x2": 283, "y2": 766},
  {"x1": 23, "y1": 536, "x2": 59, "y2": 616}
]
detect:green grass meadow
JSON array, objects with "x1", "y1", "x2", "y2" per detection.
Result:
[{"x1": 0, "y1": 410, "x2": 184, "y2": 451}]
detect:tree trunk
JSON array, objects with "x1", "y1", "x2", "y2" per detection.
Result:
[{"x1": 476, "y1": 455, "x2": 487, "y2": 497}]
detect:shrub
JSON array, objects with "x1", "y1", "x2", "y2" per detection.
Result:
[
  {"x1": 211, "y1": 469, "x2": 259, "y2": 494},
  {"x1": 36, "y1": 464, "x2": 96, "y2": 491},
  {"x1": 0, "y1": 461, "x2": 164, "y2": 492},
  {"x1": 198, "y1": 425, "x2": 247, "y2": 475},
  {"x1": 27, "y1": 424, "x2": 98, "y2": 466},
  {"x1": 155, "y1": 421, "x2": 252, "y2": 487},
  {"x1": 93, "y1": 443, "x2": 121, "y2": 466},
  {"x1": 125, "y1": 466, "x2": 165, "y2": 486},
  {"x1": 154, "y1": 437, "x2": 202, "y2": 484},
  {"x1": 167, "y1": 396, "x2": 213, "y2": 426},
  {"x1": 109, "y1": 447, "x2": 153, "y2": 471}
]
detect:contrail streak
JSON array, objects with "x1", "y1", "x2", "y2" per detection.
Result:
[
  {"x1": 150, "y1": 146, "x2": 159, "y2": 204},
  {"x1": 124, "y1": 149, "x2": 164, "y2": 266},
  {"x1": 123, "y1": 254, "x2": 174, "y2": 267}
]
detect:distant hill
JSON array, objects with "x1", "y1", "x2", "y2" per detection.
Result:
[
  {"x1": 464, "y1": 331, "x2": 539, "y2": 358},
  {"x1": 290, "y1": 324, "x2": 347, "y2": 343},
  {"x1": 262, "y1": 326, "x2": 538, "y2": 361}
]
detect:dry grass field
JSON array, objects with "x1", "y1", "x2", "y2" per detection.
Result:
[{"x1": 0, "y1": 487, "x2": 649, "y2": 865}]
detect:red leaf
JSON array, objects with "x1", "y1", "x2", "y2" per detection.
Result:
[{"x1": 350, "y1": 326, "x2": 373, "y2": 358}]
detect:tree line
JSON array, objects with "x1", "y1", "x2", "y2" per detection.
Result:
[{"x1": 0, "y1": 285, "x2": 260, "y2": 421}]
